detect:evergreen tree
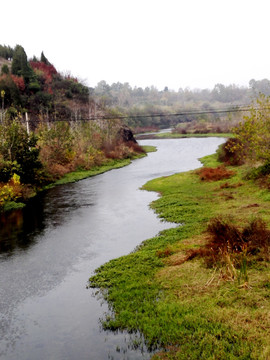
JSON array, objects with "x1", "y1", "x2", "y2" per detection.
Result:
[
  {"x1": 41, "y1": 51, "x2": 50, "y2": 65},
  {"x1": 11, "y1": 45, "x2": 33, "y2": 84},
  {"x1": 0, "y1": 45, "x2": 13, "y2": 60}
]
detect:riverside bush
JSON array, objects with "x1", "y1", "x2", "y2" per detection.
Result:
[
  {"x1": 196, "y1": 165, "x2": 235, "y2": 181},
  {"x1": 196, "y1": 217, "x2": 270, "y2": 268},
  {"x1": 0, "y1": 119, "x2": 42, "y2": 184}
]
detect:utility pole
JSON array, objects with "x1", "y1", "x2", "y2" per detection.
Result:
[
  {"x1": 25, "y1": 112, "x2": 30, "y2": 135},
  {"x1": 1, "y1": 90, "x2": 5, "y2": 124}
]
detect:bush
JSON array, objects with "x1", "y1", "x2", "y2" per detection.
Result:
[
  {"x1": 196, "y1": 165, "x2": 235, "y2": 181},
  {"x1": 218, "y1": 138, "x2": 245, "y2": 165},
  {"x1": 190, "y1": 217, "x2": 270, "y2": 269},
  {"x1": 0, "y1": 160, "x2": 21, "y2": 182},
  {"x1": 245, "y1": 162, "x2": 270, "y2": 181},
  {"x1": 0, "y1": 119, "x2": 42, "y2": 184}
]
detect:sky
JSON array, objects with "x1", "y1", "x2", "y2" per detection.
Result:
[{"x1": 1, "y1": 0, "x2": 270, "y2": 91}]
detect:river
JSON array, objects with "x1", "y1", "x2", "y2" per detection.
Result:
[{"x1": 0, "y1": 137, "x2": 225, "y2": 360}]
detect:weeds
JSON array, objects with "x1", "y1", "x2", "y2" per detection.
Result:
[
  {"x1": 208, "y1": 217, "x2": 269, "y2": 261},
  {"x1": 196, "y1": 165, "x2": 235, "y2": 181}
]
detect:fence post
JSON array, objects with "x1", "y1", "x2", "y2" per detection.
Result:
[{"x1": 25, "y1": 112, "x2": 30, "y2": 135}]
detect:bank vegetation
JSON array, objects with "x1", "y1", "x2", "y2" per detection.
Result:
[{"x1": 89, "y1": 95, "x2": 270, "y2": 359}]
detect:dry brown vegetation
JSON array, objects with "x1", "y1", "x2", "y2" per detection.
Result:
[
  {"x1": 173, "y1": 120, "x2": 235, "y2": 135},
  {"x1": 164, "y1": 217, "x2": 270, "y2": 277},
  {"x1": 196, "y1": 165, "x2": 235, "y2": 181}
]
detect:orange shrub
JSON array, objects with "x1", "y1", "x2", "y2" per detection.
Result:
[{"x1": 196, "y1": 166, "x2": 235, "y2": 181}]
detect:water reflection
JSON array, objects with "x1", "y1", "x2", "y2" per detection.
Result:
[
  {"x1": 0, "y1": 198, "x2": 45, "y2": 255},
  {"x1": 0, "y1": 182, "x2": 97, "y2": 256}
]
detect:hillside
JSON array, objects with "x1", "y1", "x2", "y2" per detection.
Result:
[{"x1": 0, "y1": 45, "x2": 92, "y2": 123}]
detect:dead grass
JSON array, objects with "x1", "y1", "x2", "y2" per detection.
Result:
[
  {"x1": 196, "y1": 166, "x2": 235, "y2": 181},
  {"x1": 219, "y1": 181, "x2": 243, "y2": 189},
  {"x1": 158, "y1": 217, "x2": 270, "y2": 278}
]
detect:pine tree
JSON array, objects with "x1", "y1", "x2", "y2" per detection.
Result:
[
  {"x1": 11, "y1": 45, "x2": 33, "y2": 84},
  {"x1": 41, "y1": 51, "x2": 50, "y2": 65}
]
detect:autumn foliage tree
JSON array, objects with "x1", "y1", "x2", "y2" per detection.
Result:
[{"x1": 231, "y1": 94, "x2": 270, "y2": 164}]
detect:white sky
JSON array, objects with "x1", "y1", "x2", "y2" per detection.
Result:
[{"x1": 2, "y1": 0, "x2": 270, "y2": 90}]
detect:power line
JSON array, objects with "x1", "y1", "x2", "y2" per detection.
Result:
[
  {"x1": 23, "y1": 104, "x2": 264, "y2": 124},
  {"x1": 92, "y1": 106, "x2": 252, "y2": 120}
]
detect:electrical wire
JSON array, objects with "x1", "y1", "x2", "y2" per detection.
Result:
[{"x1": 22, "y1": 104, "x2": 267, "y2": 123}]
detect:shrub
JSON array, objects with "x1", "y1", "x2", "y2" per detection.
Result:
[
  {"x1": 0, "y1": 173, "x2": 23, "y2": 206},
  {"x1": 245, "y1": 162, "x2": 270, "y2": 182},
  {"x1": 218, "y1": 138, "x2": 245, "y2": 165},
  {"x1": 196, "y1": 166, "x2": 235, "y2": 181},
  {"x1": 0, "y1": 119, "x2": 42, "y2": 184},
  {"x1": 193, "y1": 217, "x2": 270, "y2": 268}
]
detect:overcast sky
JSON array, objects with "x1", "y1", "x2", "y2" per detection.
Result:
[{"x1": 2, "y1": 0, "x2": 270, "y2": 90}]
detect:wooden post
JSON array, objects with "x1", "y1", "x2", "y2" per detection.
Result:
[{"x1": 25, "y1": 112, "x2": 30, "y2": 135}]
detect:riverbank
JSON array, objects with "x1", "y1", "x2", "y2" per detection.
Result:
[
  {"x1": 1, "y1": 147, "x2": 153, "y2": 213},
  {"x1": 136, "y1": 132, "x2": 232, "y2": 140},
  {"x1": 89, "y1": 152, "x2": 270, "y2": 359}
]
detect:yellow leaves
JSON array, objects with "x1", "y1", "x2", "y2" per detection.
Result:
[
  {"x1": 0, "y1": 173, "x2": 22, "y2": 206},
  {"x1": 11, "y1": 173, "x2": 20, "y2": 185},
  {"x1": 232, "y1": 94, "x2": 270, "y2": 162}
]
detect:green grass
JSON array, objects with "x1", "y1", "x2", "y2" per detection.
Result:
[
  {"x1": 155, "y1": 132, "x2": 232, "y2": 139},
  {"x1": 89, "y1": 152, "x2": 270, "y2": 359},
  {"x1": 141, "y1": 145, "x2": 157, "y2": 153},
  {"x1": 2, "y1": 155, "x2": 145, "y2": 212},
  {"x1": 46, "y1": 158, "x2": 132, "y2": 188},
  {"x1": 2, "y1": 201, "x2": 25, "y2": 212}
]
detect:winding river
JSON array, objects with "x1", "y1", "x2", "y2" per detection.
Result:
[{"x1": 0, "y1": 137, "x2": 225, "y2": 360}]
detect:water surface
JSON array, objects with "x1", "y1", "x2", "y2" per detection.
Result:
[{"x1": 0, "y1": 138, "x2": 225, "y2": 359}]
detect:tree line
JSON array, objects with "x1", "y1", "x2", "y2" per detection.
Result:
[
  {"x1": 2, "y1": 44, "x2": 270, "y2": 131},
  {"x1": 90, "y1": 79, "x2": 270, "y2": 130}
]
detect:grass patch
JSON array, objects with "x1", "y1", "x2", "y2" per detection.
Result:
[
  {"x1": 44, "y1": 158, "x2": 133, "y2": 188},
  {"x1": 141, "y1": 145, "x2": 157, "y2": 153},
  {"x1": 2, "y1": 201, "x2": 25, "y2": 212},
  {"x1": 89, "y1": 152, "x2": 270, "y2": 359},
  {"x1": 155, "y1": 132, "x2": 232, "y2": 139}
]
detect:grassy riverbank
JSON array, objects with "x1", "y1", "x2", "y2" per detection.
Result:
[
  {"x1": 157, "y1": 133, "x2": 232, "y2": 139},
  {"x1": 155, "y1": 132, "x2": 232, "y2": 139},
  {"x1": 48, "y1": 146, "x2": 156, "y2": 187},
  {"x1": 2, "y1": 149, "x2": 150, "y2": 212},
  {"x1": 89, "y1": 153, "x2": 270, "y2": 359},
  {"x1": 45, "y1": 158, "x2": 133, "y2": 188},
  {"x1": 135, "y1": 132, "x2": 232, "y2": 140}
]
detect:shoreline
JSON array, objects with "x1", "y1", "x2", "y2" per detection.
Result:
[
  {"x1": 135, "y1": 132, "x2": 232, "y2": 140},
  {"x1": 1, "y1": 149, "x2": 152, "y2": 213},
  {"x1": 89, "y1": 151, "x2": 270, "y2": 359}
]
